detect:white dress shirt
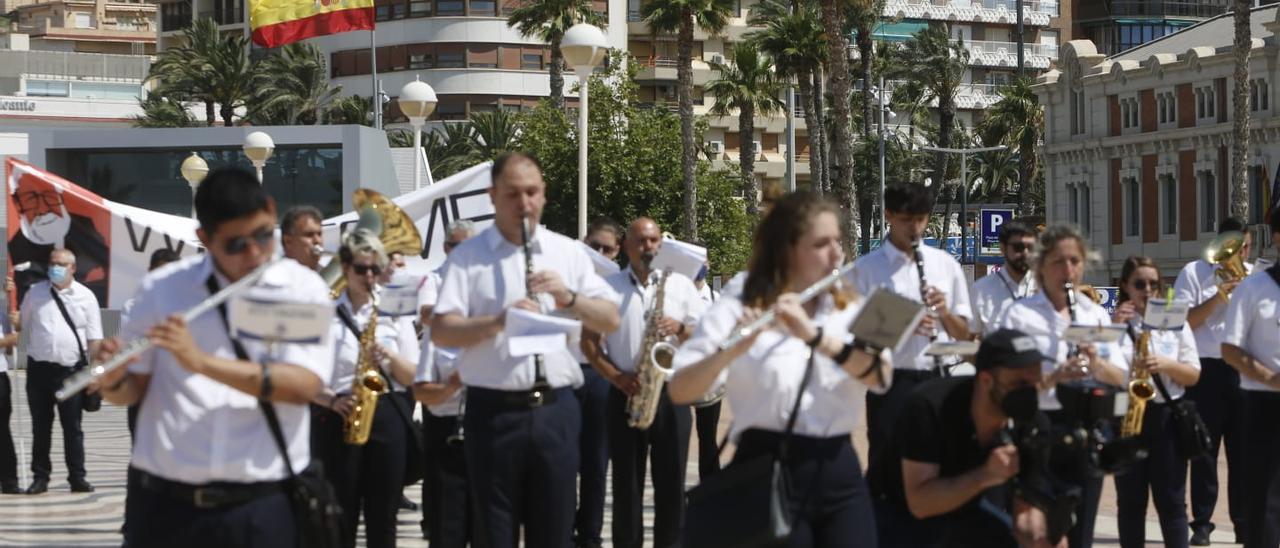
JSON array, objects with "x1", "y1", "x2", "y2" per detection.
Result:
[
  {"x1": 20, "y1": 280, "x2": 102, "y2": 366},
  {"x1": 1121, "y1": 322, "x2": 1199, "y2": 402},
  {"x1": 122, "y1": 255, "x2": 334, "y2": 484},
  {"x1": 416, "y1": 334, "x2": 465, "y2": 417},
  {"x1": 1222, "y1": 272, "x2": 1280, "y2": 392},
  {"x1": 997, "y1": 291, "x2": 1129, "y2": 410},
  {"x1": 970, "y1": 268, "x2": 1037, "y2": 335},
  {"x1": 433, "y1": 225, "x2": 621, "y2": 391},
  {"x1": 850, "y1": 242, "x2": 972, "y2": 371},
  {"x1": 1173, "y1": 259, "x2": 1251, "y2": 360},
  {"x1": 697, "y1": 283, "x2": 719, "y2": 306},
  {"x1": 603, "y1": 267, "x2": 707, "y2": 373},
  {"x1": 674, "y1": 292, "x2": 873, "y2": 441},
  {"x1": 329, "y1": 292, "x2": 421, "y2": 393}
]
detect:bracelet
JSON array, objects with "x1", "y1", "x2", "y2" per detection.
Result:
[
  {"x1": 857, "y1": 351, "x2": 883, "y2": 380},
  {"x1": 833, "y1": 342, "x2": 855, "y2": 364},
  {"x1": 564, "y1": 290, "x2": 579, "y2": 309},
  {"x1": 258, "y1": 362, "x2": 273, "y2": 400},
  {"x1": 806, "y1": 327, "x2": 824, "y2": 348}
]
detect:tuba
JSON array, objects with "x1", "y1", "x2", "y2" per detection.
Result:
[
  {"x1": 1120, "y1": 327, "x2": 1156, "y2": 438},
  {"x1": 320, "y1": 188, "x2": 424, "y2": 298},
  {"x1": 628, "y1": 269, "x2": 675, "y2": 430},
  {"x1": 1205, "y1": 230, "x2": 1247, "y2": 301}
]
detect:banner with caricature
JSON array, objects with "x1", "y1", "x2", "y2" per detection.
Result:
[{"x1": 5, "y1": 157, "x2": 494, "y2": 309}]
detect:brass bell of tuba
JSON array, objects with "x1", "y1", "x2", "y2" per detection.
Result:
[
  {"x1": 319, "y1": 188, "x2": 424, "y2": 299},
  {"x1": 1205, "y1": 230, "x2": 1247, "y2": 301}
]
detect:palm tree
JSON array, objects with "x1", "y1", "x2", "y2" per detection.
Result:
[
  {"x1": 508, "y1": 0, "x2": 606, "y2": 110},
  {"x1": 466, "y1": 109, "x2": 523, "y2": 161},
  {"x1": 970, "y1": 147, "x2": 1019, "y2": 203},
  {"x1": 901, "y1": 23, "x2": 969, "y2": 189},
  {"x1": 146, "y1": 18, "x2": 224, "y2": 125},
  {"x1": 644, "y1": 0, "x2": 733, "y2": 240},
  {"x1": 132, "y1": 94, "x2": 197, "y2": 128},
  {"x1": 746, "y1": 0, "x2": 827, "y2": 194},
  {"x1": 707, "y1": 43, "x2": 785, "y2": 215},
  {"x1": 329, "y1": 95, "x2": 373, "y2": 125},
  {"x1": 206, "y1": 32, "x2": 258, "y2": 126},
  {"x1": 851, "y1": 0, "x2": 884, "y2": 138},
  {"x1": 1231, "y1": 0, "x2": 1250, "y2": 219},
  {"x1": 977, "y1": 76, "x2": 1042, "y2": 213},
  {"x1": 249, "y1": 42, "x2": 342, "y2": 125},
  {"x1": 817, "y1": 0, "x2": 856, "y2": 254}
]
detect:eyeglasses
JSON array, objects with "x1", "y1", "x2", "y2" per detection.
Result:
[
  {"x1": 588, "y1": 241, "x2": 618, "y2": 254},
  {"x1": 15, "y1": 190, "x2": 61, "y2": 214},
  {"x1": 1132, "y1": 280, "x2": 1160, "y2": 291},
  {"x1": 1007, "y1": 243, "x2": 1033, "y2": 253},
  {"x1": 352, "y1": 264, "x2": 382, "y2": 276},
  {"x1": 223, "y1": 226, "x2": 275, "y2": 255}
]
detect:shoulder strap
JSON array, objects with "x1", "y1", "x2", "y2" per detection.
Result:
[
  {"x1": 49, "y1": 286, "x2": 87, "y2": 365},
  {"x1": 203, "y1": 274, "x2": 298, "y2": 480},
  {"x1": 1127, "y1": 323, "x2": 1177, "y2": 402},
  {"x1": 333, "y1": 304, "x2": 397, "y2": 389},
  {"x1": 777, "y1": 350, "x2": 816, "y2": 462}
]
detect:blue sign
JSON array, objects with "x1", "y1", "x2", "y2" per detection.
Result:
[
  {"x1": 980, "y1": 209, "x2": 1015, "y2": 256},
  {"x1": 1094, "y1": 286, "x2": 1121, "y2": 314}
]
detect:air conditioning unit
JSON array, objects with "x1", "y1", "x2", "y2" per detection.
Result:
[
  {"x1": 752, "y1": 141, "x2": 762, "y2": 155},
  {"x1": 709, "y1": 53, "x2": 724, "y2": 64},
  {"x1": 708, "y1": 140, "x2": 724, "y2": 154}
]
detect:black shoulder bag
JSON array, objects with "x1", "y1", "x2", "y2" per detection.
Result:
[
  {"x1": 334, "y1": 304, "x2": 426, "y2": 486},
  {"x1": 681, "y1": 350, "x2": 816, "y2": 548},
  {"x1": 204, "y1": 276, "x2": 344, "y2": 548},
  {"x1": 49, "y1": 286, "x2": 100, "y2": 412},
  {"x1": 1127, "y1": 325, "x2": 1212, "y2": 461}
]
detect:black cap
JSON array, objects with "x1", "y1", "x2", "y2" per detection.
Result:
[{"x1": 974, "y1": 328, "x2": 1047, "y2": 372}]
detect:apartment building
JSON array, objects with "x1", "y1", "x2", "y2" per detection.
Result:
[
  {"x1": 155, "y1": 0, "x2": 245, "y2": 50},
  {"x1": 1072, "y1": 0, "x2": 1229, "y2": 57},
  {"x1": 7, "y1": 0, "x2": 157, "y2": 55},
  {"x1": 0, "y1": 40, "x2": 150, "y2": 127},
  {"x1": 1036, "y1": 4, "x2": 1279, "y2": 285}
]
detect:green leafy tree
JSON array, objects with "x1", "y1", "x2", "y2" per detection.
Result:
[
  {"x1": 249, "y1": 42, "x2": 342, "y2": 125},
  {"x1": 900, "y1": 23, "x2": 969, "y2": 188},
  {"x1": 146, "y1": 18, "x2": 224, "y2": 125},
  {"x1": 507, "y1": 0, "x2": 606, "y2": 109},
  {"x1": 329, "y1": 95, "x2": 373, "y2": 126},
  {"x1": 977, "y1": 76, "x2": 1042, "y2": 214},
  {"x1": 707, "y1": 43, "x2": 784, "y2": 215},
  {"x1": 132, "y1": 94, "x2": 198, "y2": 128}
]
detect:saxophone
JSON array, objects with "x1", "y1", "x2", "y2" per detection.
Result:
[
  {"x1": 627, "y1": 269, "x2": 676, "y2": 430},
  {"x1": 1120, "y1": 326, "x2": 1156, "y2": 438},
  {"x1": 344, "y1": 299, "x2": 388, "y2": 445}
]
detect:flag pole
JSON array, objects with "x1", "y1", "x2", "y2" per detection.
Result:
[{"x1": 371, "y1": 25, "x2": 381, "y2": 130}]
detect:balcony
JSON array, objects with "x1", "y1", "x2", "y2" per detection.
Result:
[
  {"x1": 966, "y1": 40, "x2": 1055, "y2": 69},
  {"x1": 882, "y1": 0, "x2": 1057, "y2": 28}
]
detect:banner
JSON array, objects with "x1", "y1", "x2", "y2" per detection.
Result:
[
  {"x1": 249, "y1": 0, "x2": 374, "y2": 49},
  {"x1": 6, "y1": 158, "x2": 495, "y2": 309}
]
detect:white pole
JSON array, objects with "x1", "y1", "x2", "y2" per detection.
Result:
[
  {"x1": 412, "y1": 123, "x2": 422, "y2": 190},
  {"x1": 577, "y1": 72, "x2": 590, "y2": 239},
  {"x1": 879, "y1": 76, "x2": 887, "y2": 240},
  {"x1": 785, "y1": 84, "x2": 795, "y2": 192},
  {"x1": 371, "y1": 28, "x2": 380, "y2": 130},
  {"x1": 255, "y1": 163, "x2": 263, "y2": 183}
]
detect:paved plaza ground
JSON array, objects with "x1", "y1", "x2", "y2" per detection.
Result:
[{"x1": 0, "y1": 371, "x2": 1242, "y2": 547}]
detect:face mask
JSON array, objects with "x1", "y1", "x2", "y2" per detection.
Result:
[
  {"x1": 999, "y1": 386, "x2": 1039, "y2": 423},
  {"x1": 48, "y1": 265, "x2": 69, "y2": 285}
]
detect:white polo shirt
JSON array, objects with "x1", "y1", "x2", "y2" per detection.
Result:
[
  {"x1": 850, "y1": 241, "x2": 972, "y2": 371},
  {"x1": 122, "y1": 255, "x2": 334, "y2": 484},
  {"x1": 20, "y1": 280, "x2": 102, "y2": 366},
  {"x1": 970, "y1": 268, "x2": 1037, "y2": 335},
  {"x1": 433, "y1": 225, "x2": 620, "y2": 391},
  {"x1": 603, "y1": 267, "x2": 706, "y2": 373},
  {"x1": 1121, "y1": 321, "x2": 1199, "y2": 402},
  {"x1": 1173, "y1": 259, "x2": 1251, "y2": 360},
  {"x1": 329, "y1": 292, "x2": 421, "y2": 393},
  {"x1": 1223, "y1": 271, "x2": 1280, "y2": 392},
  {"x1": 997, "y1": 291, "x2": 1129, "y2": 410}
]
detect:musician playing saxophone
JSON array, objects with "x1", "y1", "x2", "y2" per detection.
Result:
[
  {"x1": 312, "y1": 228, "x2": 418, "y2": 548},
  {"x1": 580, "y1": 217, "x2": 706, "y2": 548},
  {"x1": 93, "y1": 168, "x2": 335, "y2": 547},
  {"x1": 1111, "y1": 256, "x2": 1200, "y2": 548}
]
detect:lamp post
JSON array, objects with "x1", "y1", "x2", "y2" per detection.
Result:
[
  {"x1": 872, "y1": 78, "x2": 898, "y2": 241},
  {"x1": 920, "y1": 144, "x2": 1007, "y2": 263},
  {"x1": 243, "y1": 131, "x2": 275, "y2": 183},
  {"x1": 399, "y1": 77, "x2": 439, "y2": 191},
  {"x1": 560, "y1": 23, "x2": 608, "y2": 239},
  {"x1": 179, "y1": 152, "x2": 208, "y2": 219}
]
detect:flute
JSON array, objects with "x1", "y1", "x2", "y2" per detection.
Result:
[
  {"x1": 912, "y1": 241, "x2": 944, "y2": 373},
  {"x1": 716, "y1": 262, "x2": 856, "y2": 352}
]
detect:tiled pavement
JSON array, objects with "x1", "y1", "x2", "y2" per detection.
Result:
[{"x1": 0, "y1": 370, "x2": 1242, "y2": 547}]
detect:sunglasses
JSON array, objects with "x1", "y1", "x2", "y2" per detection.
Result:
[
  {"x1": 1131, "y1": 279, "x2": 1160, "y2": 291},
  {"x1": 1007, "y1": 242, "x2": 1033, "y2": 253},
  {"x1": 223, "y1": 226, "x2": 275, "y2": 255},
  {"x1": 352, "y1": 264, "x2": 382, "y2": 276},
  {"x1": 588, "y1": 241, "x2": 618, "y2": 254}
]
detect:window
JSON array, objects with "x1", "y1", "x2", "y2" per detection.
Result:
[
  {"x1": 436, "y1": 0, "x2": 464, "y2": 15},
  {"x1": 410, "y1": 52, "x2": 434, "y2": 69},
  {"x1": 1125, "y1": 177, "x2": 1140, "y2": 237},
  {"x1": 1071, "y1": 89, "x2": 1085, "y2": 135},
  {"x1": 1156, "y1": 91, "x2": 1175, "y2": 124},
  {"x1": 1252, "y1": 78, "x2": 1270, "y2": 112},
  {"x1": 1080, "y1": 185, "x2": 1091, "y2": 235},
  {"x1": 469, "y1": 0, "x2": 496, "y2": 15},
  {"x1": 437, "y1": 100, "x2": 466, "y2": 120},
  {"x1": 1120, "y1": 97, "x2": 1139, "y2": 129},
  {"x1": 26, "y1": 80, "x2": 70, "y2": 97},
  {"x1": 74, "y1": 13, "x2": 92, "y2": 28},
  {"x1": 1200, "y1": 170, "x2": 1217, "y2": 233},
  {"x1": 468, "y1": 45, "x2": 497, "y2": 68},
  {"x1": 1197, "y1": 85, "x2": 1216, "y2": 120},
  {"x1": 410, "y1": 0, "x2": 430, "y2": 16},
  {"x1": 1161, "y1": 175, "x2": 1177, "y2": 235},
  {"x1": 521, "y1": 52, "x2": 543, "y2": 70},
  {"x1": 1069, "y1": 184, "x2": 1080, "y2": 227},
  {"x1": 438, "y1": 50, "x2": 465, "y2": 68}
]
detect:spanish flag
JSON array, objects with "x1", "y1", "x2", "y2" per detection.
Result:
[{"x1": 249, "y1": 0, "x2": 374, "y2": 49}]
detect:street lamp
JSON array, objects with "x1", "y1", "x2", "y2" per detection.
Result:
[
  {"x1": 179, "y1": 152, "x2": 208, "y2": 219},
  {"x1": 243, "y1": 131, "x2": 275, "y2": 183},
  {"x1": 560, "y1": 22, "x2": 608, "y2": 239},
  {"x1": 920, "y1": 144, "x2": 1007, "y2": 264},
  {"x1": 399, "y1": 77, "x2": 438, "y2": 191}
]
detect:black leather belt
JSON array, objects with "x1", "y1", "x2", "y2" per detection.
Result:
[
  {"x1": 469, "y1": 385, "x2": 567, "y2": 409},
  {"x1": 131, "y1": 467, "x2": 285, "y2": 509}
]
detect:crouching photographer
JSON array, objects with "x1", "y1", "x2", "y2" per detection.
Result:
[{"x1": 873, "y1": 328, "x2": 1064, "y2": 548}]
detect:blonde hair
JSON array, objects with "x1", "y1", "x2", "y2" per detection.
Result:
[{"x1": 339, "y1": 228, "x2": 389, "y2": 268}]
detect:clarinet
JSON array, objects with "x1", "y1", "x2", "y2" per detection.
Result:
[
  {"x1": 912, "y1": 241, "x2": 944, "y2": 375},
  {"x1": 520, "y1": 217, "x2": 550, "y2": 392},
  {"x1": 1063, "y1": 282, "x2": 1089, "y2": 374}
]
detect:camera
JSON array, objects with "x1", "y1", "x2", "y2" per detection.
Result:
[{"x1": 1003, "y1": 380, "x2": 1148, "y2": 543}]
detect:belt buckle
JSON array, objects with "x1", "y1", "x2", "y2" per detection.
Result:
[
  {"x1": 193, "y1": 486, "x2": 221, "y2": 509},
  {"x1": 528, "y1": 383, "x2": 551, "y2": 408}
]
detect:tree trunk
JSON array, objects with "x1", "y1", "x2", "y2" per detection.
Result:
[
  {"x1": 679, "y1": 11, "x2": 699, "y2": 240},
  {"x1": 742, "y1": 106, "x2": 758, "y2": 215},
  {"x1": 206, "y1": 100, "x2": 216, "y2": 127},
  {"x1": 220, "y1": 102, "x2": 235, "y2": 127},
  {"x1": 550, "y1": 40, "x2": 566, "y2": 111},
  {"x1": 1230, "y1": 0, "x2": 1251, "y2": 220},
  {"x1": 812, "y1": 70, "x2": 829, "y2": 194},
  {"x1": 1018, "y1": 116, "x2": 1035, "y2": 215},
  {"x1": 937, "y1": 184, "x2": 953, "y2": 249},
  {"x1": 934, "y1": 95, "x2": 955, "y2": 189},
  {"x1": 821, "y1": 3, "x2": 858, "y2": 257},
  {"x1": 797, "y1": 73, "x2": 821, "y2": 196},
  {"x1": 857, "y1": 31, "x2": 874, "y2": 138}
]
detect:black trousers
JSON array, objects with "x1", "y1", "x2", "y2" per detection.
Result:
[
  {"x1": 123, "y1": 469, "x2": 296, "y2": 548},
  {"x1": 424, "y1": 411, "x2": 471, "y2": 547},
  {"x1": 465, "y1": 386, "x2": 579, "y2": 548},
  {"x1": 866, "y1": 369, "x2": 939, "y2": 497},
  {"x1": 1242, "y1": 391, "x2": 1280, "y2": 548},
  {"x1": 573, "y1": 365, "x2": 609, "y2": 547},
  {"x1": 26, "y1": 359, "x2": 85, "y2": 482},
  {"x1": 693, "y1": 399, "x2": 722, "y2": 481},
  {"x1": 1185, "y1": 357, "x2": 1248, "y2": 535},
  {"x1": 312, "y1": 400, "x2": 406, "y2": 548},
  {"x1": 873, "y1": 497, "x2": 943, "y2": 548},
  {"x1": 733, "y1": 429, "x2": 877, "y2": 548},
  {"x1": 606, "y1": 385, "x2": 691, "y2": 548},
  {"x1": 0, "y1": 373, "x2": 18, "y2": 484},
  {"x1": 1113, "y1": 402, "x2": 1189, "y2": 548},
  {"x1": 1045, "y1": 410, "x2": 1104, "y2": 548}
]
